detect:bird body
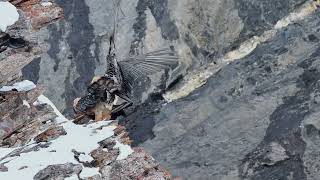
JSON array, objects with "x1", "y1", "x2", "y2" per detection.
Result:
[
  {"x1": 74, "y1": 30, "x2": 180, "y2": 122},
  {"x1": 74, "y1": 1, "x2": 180, "y2": 120},
  {"x1": 74, "y1": 37, "x2": 179, "y2": 119}
]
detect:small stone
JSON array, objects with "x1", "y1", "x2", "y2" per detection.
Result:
[
  {"x1": 18, "y1": 166, "x2": 28, "y2": 170},
  {"x1": 33, "y1": 163, "x2": 82, "y2": 180},
  {"x1": 34, "y1": 126, "x2": 67, "y2": 143},
  {"x1": 113, "y1": 125, "x2": 126, "y2": 136},
  {"x1": 98, "y1": 138, "x2": 116, "y2": 149},
  {"x1": 108, "y1": 147, "x2": 172, "y2": 179},
  {"x1": 264, "y1": 142, "x2": 289, "y2": 166},
  {"x1": 0, "y1": 164, "x2": 8, "y2": 172},
  {"x1": 91, "y1": 148, "x2": 119, "y2": 167}
]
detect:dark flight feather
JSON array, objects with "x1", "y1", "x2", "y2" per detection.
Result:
[{"x1": 118, "y1": 48, "x2": 179, "y2": 95}]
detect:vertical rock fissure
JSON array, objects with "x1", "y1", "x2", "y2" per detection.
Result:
[
  {"x1": 130, "y1": 0, "x2": 179, "y2": 55},
  {"x1": 54, "y1": 0, "x2": 97, "y2": 116},
  {"x1": 46, "y1": 24, "x2": 63, "y2": 72}
]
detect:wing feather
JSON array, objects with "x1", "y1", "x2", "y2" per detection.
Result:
[{"x1": 118, "y1": 48, "x2": 179, "y2": 95}]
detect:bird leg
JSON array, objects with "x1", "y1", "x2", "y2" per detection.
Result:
[{"x1": 111, "y1": 92, "x2": 133, "y2": 114}]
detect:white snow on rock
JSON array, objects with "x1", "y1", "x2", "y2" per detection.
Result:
[
  {"x1": 65, "y1": 175, "x2": 79, "y2": 180},
  {"x1": 22, "y1": 100, "x2": 31, "y2": 108},
  {"x1": 0, "y1": 148, "x2": 15, "y2": 158},
  {"x1": 79, "y1": 154, "x2": 94, "y2": 162},
  {"x1": 41, "y1": 2, "x2": 53, "y2": 7},
  {"x1": 0, "y1": 1, "x2": 19, "y2": 32},
  {"x1": 34, "y1": 95, "x2": 66, "y2": 123},
  {"x1": 114, "y1": 141, "x2": 134, "y2": 160},
  {"x1": 0, "y1": 83, "x2": 134, "y2": 179},
  {"x1": 79, "y1": 167, "x2": 100, "y2": 179},
  {"x1": 0, "y1": 80, "x2": 36, "y2": 92}
]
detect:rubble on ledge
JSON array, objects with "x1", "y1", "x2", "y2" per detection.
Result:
[{"x1": 0, "y1": 82, "x2": 172, "y2": 179}]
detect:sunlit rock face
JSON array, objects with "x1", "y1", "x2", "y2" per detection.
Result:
[
  {"x1": 0, "y1": 1, "x2": 173, "y2": 179},
  {"x1": 15, "y1": 0, "x2": 320, "y2": 179},
  {"x1": 21, "y1": 0, "x2": 307, "y2": 115},
  {"x1": 140, "y1": 7, "x2": 320, "y2": 180}
]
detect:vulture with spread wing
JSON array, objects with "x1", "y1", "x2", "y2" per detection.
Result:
[{"x1": 73, "y1": 36, "x2": 179, "y2": 119}]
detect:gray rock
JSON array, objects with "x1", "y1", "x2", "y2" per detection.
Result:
[
  {"x1": 33, "y1": 163, "x2": 82, "y2": 180},
  {"x1": 0, "y1": 88, "x2": 58, "y2": 147},
  {"x1": 23, "y1": 0, "x2": 310, "y2": 116},
  {"x1": 263, "y1": 142, "x2": 289, "y2": 166},
  {"x1": 0, "y1": 164, "x2": 8, "y2": 172},
  {"x1": 34, "y1": 125, "x2": 67, "y2": 143},
  {"x1": 107, "y1": 147, "x2": 171, "y2": 180},
  {"x1": 139, "y1": 10, "x2": 320, "y2": 180},
  {"x1": 235, "y1": 0, "x2": 307, "y2": 39},
  {"x1": 0, "y1": 2, "x2": 172, "y2": 180},
  {"x1": 15, "y1": 0, "x2": 320, "y2": 179}
]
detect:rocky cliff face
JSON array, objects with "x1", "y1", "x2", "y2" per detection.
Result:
[
  {"x1": 0, "y1": 1, "x2": 174, "y2": 179},
  {"x1": 142, "y1": 7, "x2": 320, "y2": 180},
  {"x1": 0, "y1": 82, "x2": 172, "y2": 179},
  {"x1": 138, "y1": 1, "x2": 320, "y2": 180},
  {"x1": 21, "y1": 0, "x2": 310, "y2": 115},
  {"x1": 2, "y1": 0, "x2": 320, "y2": 180}
]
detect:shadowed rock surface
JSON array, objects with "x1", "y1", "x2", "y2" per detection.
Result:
[{"x1": 141, "y1": 9, "x2": 320, "y2": 180}]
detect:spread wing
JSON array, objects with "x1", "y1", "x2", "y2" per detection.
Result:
[{"x1": 118, "y1": 48, "x2": 179, "y2": 95}]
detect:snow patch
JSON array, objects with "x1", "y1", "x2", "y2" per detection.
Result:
[
  {"x1": 34, "y1": 95, "x2": 65, "y2": 123},
  {"x1": 0, "y1": 95, "x2": 116, "y2": 179},
  {"x1": 41, "y1": 2, "x2": 52, "y2": 7},
  {"x1": 0, "y1": 81, "x2": 134, "y2": 179},
  {"x1": 79, "y1": 154, "x2": 94, "y2": 162},
  {"x1": 65, "y1": 175, "x2": 79, "y2": 180},
  {"x1": 0, "y1": 1, "x2": 19, "y2": 32},
  {"x1": 0, "y1": 148, "x2": 15, "y2": 158},
  {"x1": 22, "y1": 100, "x2": 30, "y2": 108},
  {"x1": 0, "y1": 80, "x2": 36, "y2": 92},
  {"x1": 79, "y1": 167, "x2": 100, "y2": 179},
  {"x1": 114, "y1": 141, "x2": 134, "y2": 160}
]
